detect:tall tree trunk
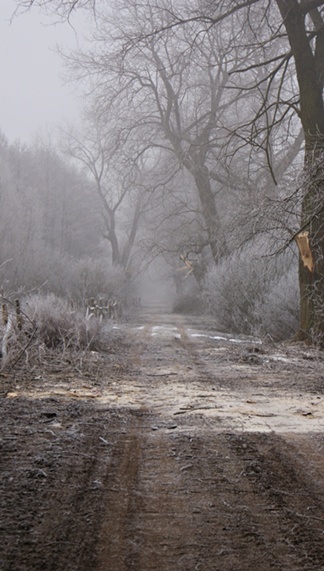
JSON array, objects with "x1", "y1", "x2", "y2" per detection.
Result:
[
  {"x1": 121, "y1": 198, "x2": 142, "y2": 269},
  {"x1": 191, "y1": 165, "x2": 228, "y2": 264},
  {"x1": 105, "y1": 208, "x2": 120, "y2": 266},
  {"x1": 299, "y1": 158, "x2": 324, "y2": 339},
  {"x1": 276, "y1": 0, "x2": 324, "y2": 342}
]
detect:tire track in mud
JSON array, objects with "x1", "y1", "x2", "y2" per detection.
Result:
[
  {"x1": 96, "y1": 425, "x2": 324, "y2": 570},
  {"x1": 94, "y1": 324, "x2": 324, "y2": 570},
  {"x1": 96, "y1": 411, "x2": 143, "y2": 571},
  {"x1": 0, "y1": 399, "x2": 116, "y2": 571},
  {"x1": 3, "y1": 312, "x2": 324, "y2": 570}
]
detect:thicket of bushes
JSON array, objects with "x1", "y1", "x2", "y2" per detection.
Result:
[
  {"x1": 0, "y1": 291, "x2": 126, "y2": 372},
  {"x1": 203, "y1": 248, "x2": 299, "y2": 341},
  {"x1": 22, "y1": 293, "x2": 113, "y2": 351},
  {"x1": 172, "y1": 241, "x2": 299, "y2": 342}
]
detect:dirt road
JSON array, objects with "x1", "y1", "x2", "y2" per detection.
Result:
[{"x1": 2, "y1": 309, "x2": 324, "y2": 570}]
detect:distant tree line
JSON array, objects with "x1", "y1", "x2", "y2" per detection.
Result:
[{"x1": 0, "y1": 133, "x2": 125, "y2": 302}]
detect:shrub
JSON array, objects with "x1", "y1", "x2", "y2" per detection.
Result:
[
  {"x1": 22, "y1": 293, "x2": 113, "y2": 351},
  {"x1": 203, "y1": 247, "x2": 299, "y2": 340},
  {"x1": 0, "y1": 251, "x2": 127, "y2": 310},
  {"x1": 254, "y1": 269, "x2": 299, "y2": 340}
]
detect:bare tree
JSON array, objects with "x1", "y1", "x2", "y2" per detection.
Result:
[
  {"x1": 62, "y1": 2, "x2": 271, "y2": 264},
  {"x1": 14, "y1": 0, "x2": 96, "y2": 18},
  {"x1": 63, "y1": 119, "x2": 146, "y2": 272},
  {"x1": 108, "y1": 0, "x2": 324, "y2": 343}
]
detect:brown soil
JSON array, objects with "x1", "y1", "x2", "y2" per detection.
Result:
[{"x1": 2, "y1": 309, "x2": 324, "y2": 570}]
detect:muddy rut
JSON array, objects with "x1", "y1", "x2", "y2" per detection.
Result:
[{"x1": 2, "y1": 310, "x2": 324, "y2": 570}]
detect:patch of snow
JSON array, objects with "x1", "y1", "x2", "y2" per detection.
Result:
[
  {"x1": 189, "y1": 332, "x2": 262, "y2": 345},
  {"x1": 151, "y1": 326, "x2": 181, "y2": 339}
]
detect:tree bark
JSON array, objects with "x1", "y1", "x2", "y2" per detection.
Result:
[
  {"x1": 191, "y1": 165, "x2": 228, "y2": 263},
  {"x1": 276, "y1": 0, "x2": 324, "y2": 342}
]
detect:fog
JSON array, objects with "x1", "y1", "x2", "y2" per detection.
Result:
[
  {"x1": 138, "y1": 262, "x2": 177, "y2": 310},
  {"x1": 0, "y1": 0, "x2": 84, "y2": 142}
]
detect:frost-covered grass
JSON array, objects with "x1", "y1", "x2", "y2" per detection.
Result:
[
  {"x1": 22, "y1": 293, "x2": 114, "y2": 351},
  {"x1": 0, "y1": 292, "x2": 121, "y2": 371}
]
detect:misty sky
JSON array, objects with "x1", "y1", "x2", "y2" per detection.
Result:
[{"x1": 0, "y1": 0, "x2": 86, "y2": 143}]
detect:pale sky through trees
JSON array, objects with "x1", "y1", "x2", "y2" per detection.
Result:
[{"x1": 0, "y1": 0, "x2": 86, "y2": 142}]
